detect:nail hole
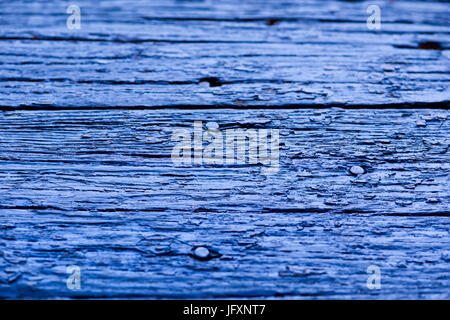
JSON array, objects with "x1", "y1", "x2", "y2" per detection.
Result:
[
  {"x1": 418, "y1": 41, "x2": 442, "y2": 50},
  {"x1": 199, "y1": 77, "x2": 222, "y2": 87},
  {"x1": 266, "y1": 19, "x2": 280, "y2": 26}
]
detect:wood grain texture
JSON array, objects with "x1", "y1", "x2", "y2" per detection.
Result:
[
  {"x1": 0, "y1": 108, "x2": 449, "y2": 299},
  {"x1": 0, "y1": 0, "x2": 449, "y2": 108},
  {"x1": 0, "y1": 0, "x2": 449, "y2": 299}
]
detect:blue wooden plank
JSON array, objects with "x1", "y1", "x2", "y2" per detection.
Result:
[
  {"x1": 0, "y1": 108, "x2": 449, "y2": 299},
  {"x1": 0, "y1": 0, "x2": 449, "y2": 299},
  {"x1": 0, "y1": 0, "x2": 448, "y2": 108}
]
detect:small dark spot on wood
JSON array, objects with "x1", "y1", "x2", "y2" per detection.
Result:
[
  {"x1": 418, "y1": 41, "x2": 442, "y2": 50},
  {"x1": 199, "y1": 77, "x2": 222, "y2": 87},
  {"x1": 266, "y1": 19, "x2": 280, "y2": 26}
]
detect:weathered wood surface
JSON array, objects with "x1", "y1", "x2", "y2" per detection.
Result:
[
  {"x1": 0, "y1": 0, "x2": 449, "y2": 299},
  {"x1": 0, "y1": 0, "x2": 449, "y2": 108},
  {"x1": 0, "y1": 109, "x2": 449, "y2": 299}
]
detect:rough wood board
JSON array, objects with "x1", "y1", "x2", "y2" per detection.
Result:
[
  {"x1": 0, "y1": 109, "x2": 448, "y2": 299},
  {"x1": 0, "y1": 0, "x2": 449, "y2": 300},
  {"x1": 0, "y1": 0, "x2": 449, "y2": 108}
]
